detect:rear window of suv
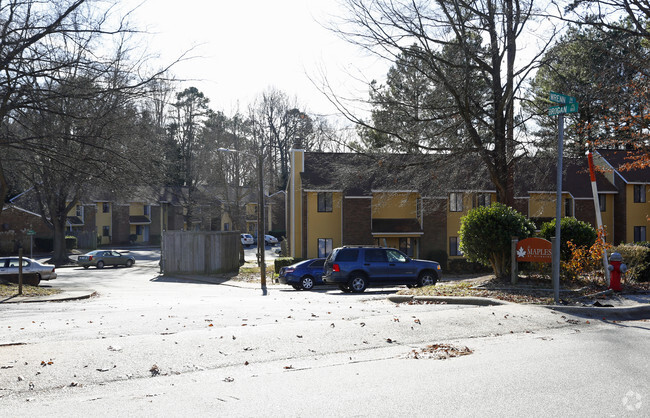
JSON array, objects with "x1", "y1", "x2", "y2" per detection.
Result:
[{"x1": 335, "y1": 249, "x2": 359, "y2": 262}]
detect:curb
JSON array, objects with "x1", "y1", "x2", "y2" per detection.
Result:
[
  {"x1": 543, "y1": 304, "x2": 650, "y2": 320},
  {"x1": 0, "y1": 289, "x2": 96, "y2": 304},
  {"x1": 388, "y1": 295, "x2": 510, "y2": 306},
  {"x1": 388, "y1": 295, "x2": 650, "y2": 320}
]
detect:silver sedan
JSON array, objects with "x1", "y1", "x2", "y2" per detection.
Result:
[{"x1": 0, "y1": 257, "x2": 57, "y2": 286}]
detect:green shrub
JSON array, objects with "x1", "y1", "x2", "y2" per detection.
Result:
[
  {"x1": 274, "y1": 257, "x2": 303, "y2": 274},
  {"x1": 65, "y1": 236, "x2": 77, "y2": 250},
  {"x1": 539, "y1": 217, "x2": 597, "y2": 260},
  {"x1": 611, "y1": 244, "x2": 650, "y2": 282},
  {"x1": 459, "y1": 203, "x2": 536, "y2": 278}
]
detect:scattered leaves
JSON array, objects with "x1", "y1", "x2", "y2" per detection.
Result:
[{"x1": 408, "y1": 344, "x2": 473, "y2": 360}]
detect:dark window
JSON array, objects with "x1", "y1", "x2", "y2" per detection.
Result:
[
  {"x1": 102, "y1": 202, "x2": 110, "y2": 213},
  {"x1": 136, "y1": 225, "x2": 142, "y2": 235},
  {"x1": 598, "y1": 195, "x2": 606, "y2": 212},
  {"x1": 634, "y1": 185, "x2": 646, "y2": 203},
  {"x1": 399, "y1": 237, "x2": 413, "y2": 256},
  {"x1": 450, "y1": 237, "x2": 462, "y2": 256},
  {"x1": 634, "y1": 226, "x2": 646, "y2": 242},
  {"x1": 76, "y1": 205, "x2": 83, "y2": 217},
  {"x1": 335, "y1": 249, "x2": 359, "y2": 262},
  {"x1": 309, "y1": 259, "x2": 325, "y2": 267},
  {"x1": 144, "y1": 205, "x2": 151, "y2": 216},
  {"x1": 318, "y1": 192, "x2": 333, "y2": 212},
  {"x1": 564, "y1": 198, "x2": 573, "y2": 217},
  {"x1": 449, "y1": 192, "x2": 463, "y2": 212},
  {"x1": 318, "y1": 238, "x2": 333, "y2": 258},
  {"x1": 102, "y1": 226, "x2": 110, "y2": 237},
  {"x1": 364, "y1": 249, "x2": 387, "y2": 262},
  {"x1": 475, "y1": 194, "x2": 491, "y2": 208}
]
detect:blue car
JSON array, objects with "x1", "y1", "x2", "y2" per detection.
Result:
[{"x1": 279, "y1": 258, "x2": 326, "y2": 290}]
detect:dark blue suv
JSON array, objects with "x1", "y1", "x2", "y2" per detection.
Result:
[{"x1": 322, "y1": 246, "x2": 441, "y2": 293}]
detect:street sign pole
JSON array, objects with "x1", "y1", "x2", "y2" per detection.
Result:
[{"x1": 553, "y1": 114, "x2": 564, "y2": 304}]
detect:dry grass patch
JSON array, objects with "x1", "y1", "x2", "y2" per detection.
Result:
[{"x1": 0, "y1": 283, "x2": 62, "y2": 298}]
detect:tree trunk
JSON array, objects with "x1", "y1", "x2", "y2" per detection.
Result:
[{"x1": 49, "y1": 219, "x2": 71, "y2": 266}]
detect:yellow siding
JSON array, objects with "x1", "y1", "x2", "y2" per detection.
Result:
[
  {"x1": 372, "y1": 192, "x2": 418, "y2": 219},
  {"x1": 306, "y1": 192, "x2": 342, "y2": 258},
  {"x1": 529, "y1": 193, "x2": 573, "y2": 218},
  {"x1": 96, "y1": 202, "x2": 111, "y2": 245},
  {"x1": 601, "y1": 194, "x2": 615, "y2": 244},
  {"x1": 246, "y1": 203, "x2": 257, "y2": 217},
  {"x1": 626, "y1": 184, "x2": 650, "y2": 242},
  {"x1": 446, "y1": 193, "x2": 471, "y2": 259},
  {"x1": 221, "y1": 212, "x2": 233, "y2": 231},
  {"x1": 291, "y1": 150, "x2": 304, "y2": 258}
]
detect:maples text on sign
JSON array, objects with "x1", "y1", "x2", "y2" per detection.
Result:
[{"x1": 516, "y1": 238, "x2": 552, "y2": 263}]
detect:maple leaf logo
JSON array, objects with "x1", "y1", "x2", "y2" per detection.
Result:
[{"x1": 517, "y1": 246, "x2": 526, "y2": 258}]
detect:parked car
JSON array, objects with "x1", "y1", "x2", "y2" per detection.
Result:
[
  {"x1": 241, "y1": 234, "x2": 254, "y2": 247},
  {"x1": 279, "y1": 258, "x2": 325, "y2": 290},
  {"x1": 0, "y1": 257, "x2": 57, "y2": 286},
  {"x1": 77, "y1": 250, "x2": 136, "y2": 269},
  {"x1": 323, "y1": 246, "x2": 441, "y2": 293},
  {"x1": 264, "y1": 234, "x2": 279, "y2": 246}
]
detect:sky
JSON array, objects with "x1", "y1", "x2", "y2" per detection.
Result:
[{"x1": 123, "y1": 0, "x2": 388, "y2": 118}]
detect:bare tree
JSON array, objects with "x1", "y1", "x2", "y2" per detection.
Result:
[{"x1": 324, "y1": 0, "x2": 558, "y2": 205}]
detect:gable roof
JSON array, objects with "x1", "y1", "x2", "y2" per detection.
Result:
[
  {"x1": 299, "y1": 152, "x2": 618, "y2": 198},
  {"x1": 596, "y1": 149, "x2": 650, "y2": 184}
]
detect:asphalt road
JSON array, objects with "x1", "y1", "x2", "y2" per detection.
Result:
[{"x1": 1, "y1": 249, "x2": 648, "y2": 416}]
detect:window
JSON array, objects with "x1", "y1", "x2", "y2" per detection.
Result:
[
  {"x1": 102, "y1": 202, "x2": 110, "y2": 213},
  {"x1": 564, "y1": 198, "x2": 573, "y2": 217},
  {"x1": 335, "y1": 248, "x2": 359, "y2": 262},
  {"x1": 634, "y1": 185, "x2": 646, "y2": 203},
  {"x1": 317, "y1": 192, "x2": 333, "y2": 212},
  {"x1": 634, "y1": 226, "x2": 646, "y2": 242},
  {"x1": 76, "y1": 205, "x2": 83, "y2": 217},
  {"x1": 364, "y1": 248, "x2": 387, "y2": 262},
  {"x1": 399, "y1": 237, "x2": 413, "y2": 256},
  {"x1": 598, "y1": 195, "x2": 606, "y2": 212},
  {"x1": 144, "y1": 205, "x2": 151, "y2": 216},
  {"x1": 223, "y1": 223, "x2": 230, "y2": 231},
  {"x1": 317, "y1": 238, "x2": 333, "y2": 258},
  {"x1": 475, "y1": 194, "x2": 491, "y2": 208},
  {"x1": 136, "y1": 225, "x2": 143, "y2": 236},
  {"x1": 386, "y1": 249, "x2": 407, "y2": 263},
  {"x1": 102, "y1": 226, "x2": 110, "y2": 237},
  {"x1": 449, "y1": 192, "x2": 463, "y2": 212},
  {"x1": 450, "y1": 236, "x2": 462, "y2": 256}
]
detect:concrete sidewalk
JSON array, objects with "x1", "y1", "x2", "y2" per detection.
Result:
[{"x1": 0, "y1": 288, "x2": 96, "y2": 304}]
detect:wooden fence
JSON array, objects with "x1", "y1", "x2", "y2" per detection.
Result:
[{"x1": 161, "y1": 230, "x2": 240, "y2": 275}]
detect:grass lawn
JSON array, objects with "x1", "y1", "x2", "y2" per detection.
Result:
[{"x1": 0, "y1": 283, "x2": 62, "y2": 298}]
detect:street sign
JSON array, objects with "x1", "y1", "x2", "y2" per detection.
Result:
[
  {"x1": 549, "y1": 91, "x2": 576, "y2": 104},
  {"x1": 548, "y1": 103, "x2": 579, "y2": 116},
  {"x1": 27, "y1": 229, "x2": 36, "y2": 235}
]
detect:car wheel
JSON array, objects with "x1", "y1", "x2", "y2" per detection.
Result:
[
  {"x1": 348, "y1": 274, "x2": 367, "y2": 293},
  {"x1": 418, "y1": 271, "x2": 438, "y2": 287},
  {"x1": 125, "y1": 259, "x2": 133, "y2": 268},
  {"x1": 299, "y1": 276, "x2": 315, "y2": 291},
  {"x1": 83, "y1": 266, "x2": 89, "y2": 270},
  {"x1": 96, "y1": 261, "x2": 104, "y2": 269}
]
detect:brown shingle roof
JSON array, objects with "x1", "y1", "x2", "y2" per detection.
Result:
[{"x1": 596, "y1": 149, "x2": 650, "y2": 183}]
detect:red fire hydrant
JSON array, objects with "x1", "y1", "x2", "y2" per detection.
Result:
[{"x1": 607, "y1": 252, "x2": 627, "y2": 292}]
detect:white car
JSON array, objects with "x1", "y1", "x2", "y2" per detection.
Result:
[
  {"x1": 241, "y1": 233, "x2": 254, "y2": 247},
  {"x1": 0, "y1": 257, "x2": 57, "y2": 286},
  {"x1": 264, "y1": 235, "x2": 279, "y2": 246}
]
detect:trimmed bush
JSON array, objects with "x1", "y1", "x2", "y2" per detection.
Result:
[
  {"x1": 65, "y1": 235, "x2": 77, "y2": 250},
  {"x1": 611, "y1": 244, "x2": 650, "y2": 282},
  {"x1": 540, "y1": 217, "x2": 597, "y2": 260},
  {"x1": 35, "y1": 237, "x2": 53, "y2": 252},
  {"x1": 459, "y1": 203, "x2": 536, "y2": 278},
  {"x1": 274, "y1": 257, "x2": 303, "y2": 274}
]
